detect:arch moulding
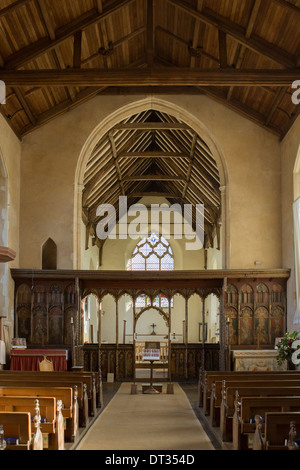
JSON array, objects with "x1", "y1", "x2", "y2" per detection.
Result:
[{"x1": 74, "y1": 97, "x2": 230, "y2": 270}]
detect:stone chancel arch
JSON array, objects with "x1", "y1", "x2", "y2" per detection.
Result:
[
  {"x1": 72, "y1": 99, "x2": 234, "y2": 377},
  {"x1": 75, "y1": 98, "x2": 229, "y2": 271}
]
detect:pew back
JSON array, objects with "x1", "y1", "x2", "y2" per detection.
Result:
[
  {"x1": 225, "y1": 384, "x2": 300, "y2": 409},
  {"x1": 201, "y1": 371, "x2": 300, "y2": 412},
  {"x1": 265, "y1": 412, "x2": 300, "y2": 450},
  {"x1": 233, "y1": 396, "x2": 300, "y2": 450},
  {"x1": 0, "y1": 411, "x2": 31, "y2": 450},
  {"x1": 0, "y1": 386, "x2": 73, "y2": 417},
  {"x1": 0, "y1": 396, "x2": 56, "y2": 429},
  {"x1": 220, "y1": 386, "x2": 300, "y2": 442},
  {"x1": 241, "y1": 396, "x2": 300, "y2": 426},
  {"x1": 0, "y1": 371, "x2": 94, "y2": 398},
  {"x1": 0, "y1": 377, "x2": 84, "y2": 405}
]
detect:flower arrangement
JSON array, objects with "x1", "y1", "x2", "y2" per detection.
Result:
[{"x1": 276, "y1": 331, "x2": 300, "y2": 367}]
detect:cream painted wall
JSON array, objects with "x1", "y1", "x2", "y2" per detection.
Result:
[
  {"x1": 86, "y1": 292, "x2": 218, "y2": 345},
  {"x1": 0, "y1": 114, "x2": 21, "y2": 347},
  {"x1": 20, "y1": 93, "x2": 282, "y2": 273},
  {"x1": 20, "y1": 95, "x2": 139, "y2": 269},
  {"x1": 152, "y1": 95, "x2": 282, "y2": 270},
  {"x1": 281, "y1": 115, "x2": 300, "y2": 331}
]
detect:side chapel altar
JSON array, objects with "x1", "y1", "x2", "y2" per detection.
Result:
[
  {"x1": 10, "y1": 349, "x2": 68, "y2": 371},
  {"x1": 231, "y1": 349, "x2": 287, "y2": 371}
]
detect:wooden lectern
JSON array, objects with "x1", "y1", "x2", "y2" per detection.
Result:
[{"x1": 142, "y1": 342, "x2": 161, "y2": 394}]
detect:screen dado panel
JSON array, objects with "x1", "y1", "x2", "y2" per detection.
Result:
[
  {"x1": 81, "y1": 344, "x2": 134, "y2": 380},
  {"x1": 13, "y1": 278, "x2": 78, "y2": 349},
  {"x1": 224, "y1": 277, "x2": 288, "y2": 348},
  {"x1": 80, "y1": 343, "x2": 220, "y2": 380}
]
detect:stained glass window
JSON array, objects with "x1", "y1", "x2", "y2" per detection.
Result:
[{"x1": 127, "y1": 233, "x2": 174, "y2": 308}]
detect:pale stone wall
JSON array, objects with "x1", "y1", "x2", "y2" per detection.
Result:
[
  {"x1": 281, "y1": 115, "x2": 300, "y2": 331},
  {"x1": 20, "y1": 94, "x2": 282, "y2": 273},
  {"x1": 0, "y1": 114, "x2": 21, "y2": 346}
]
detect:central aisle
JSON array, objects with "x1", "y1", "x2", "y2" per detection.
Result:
[{"x1": 76, "y1": 383, "x2": 215, "y2": 451}]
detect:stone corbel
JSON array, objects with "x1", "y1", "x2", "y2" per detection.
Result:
[{"x1": 0, "y1": 247, "x2": 16, "y2": 263}]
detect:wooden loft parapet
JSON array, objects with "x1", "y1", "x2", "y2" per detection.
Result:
[{"x1": 10, "y1": 268, "x2": 291, "y2": 282}]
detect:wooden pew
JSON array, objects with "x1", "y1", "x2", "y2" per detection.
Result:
[
  {"x1": 0, "y1": 386, "x2": 78, "y2": 443},
  {"x1": 0, "y1": 370, "x2": 98, "y2": 417},
  {"x1": 0, "y1": 376, "x2": 88, "y2": 428},
  {"x1": 0, "y1": 400, "x2": 43, "y2": 450},
  {"x1": 201, "y1": 370, "x2": 300, "y2": 415},
  {"x1": 0, "y1": 411, "x2": 31, "y2": 450},
  {"x1": 0, "y1": 396, "x2": 64, "y2": 450},
  {"x1": 220, "y1": 385, "x2": 300, "y2": 442},
  {"x1": 232, "y1": 396, "x2": 300, "y2": 450},
  {"x1": 210, "y1": 377, "x2": 300, "y2": 427},
  {"x1": 254, "y1": 412, "x2": 300, "y2": 450}
]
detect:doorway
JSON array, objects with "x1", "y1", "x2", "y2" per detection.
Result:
[{"x1": 134, "y1": 306, "x2": 169, "y2": 381}]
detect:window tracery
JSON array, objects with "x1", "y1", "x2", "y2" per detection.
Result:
[{"x1": 127, "y1": 233, "x2": 174, "y2": 308}]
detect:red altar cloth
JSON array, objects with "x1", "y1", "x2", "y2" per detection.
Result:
[{"x1": 10, "y1": 349, "x2": 68, "y2": 371}]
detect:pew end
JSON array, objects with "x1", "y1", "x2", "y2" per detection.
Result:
[
  {"x1": 32, "y1": 399, "x2": 44, "y2": 450},
  {"x1": 253, "y1": 415, "x2": 265, "y2": 450},
  {"x1": 0, "y1": 411, "x2": 32, "y2": 450}
]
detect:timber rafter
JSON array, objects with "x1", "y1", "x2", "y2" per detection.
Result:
[
  {"x1": 82, "y1": 109, "x2": 222, "y2": 264},
  {"x1": 0, "y1": 0, "x2": 298, "y2": 138}
]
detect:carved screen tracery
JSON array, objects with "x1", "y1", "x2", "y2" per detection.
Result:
[{"x1": 240, "y1": 284, "x2": 254, "y2": 305}]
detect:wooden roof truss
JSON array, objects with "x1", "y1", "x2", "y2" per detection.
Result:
[
  {"x1": 0, "y1": 0, "x2": 299, "y2": 138},
  {"x1": 83, "y1": 109, "x2": 221, "y2": 264}
]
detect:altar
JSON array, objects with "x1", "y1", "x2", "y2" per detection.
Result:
[
  {"x1": 10, "y1": 349, "x2": 68, "y2": 371},
  {"x1": 232, "y1": 349, "x2": 287, "y2": 371}
]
